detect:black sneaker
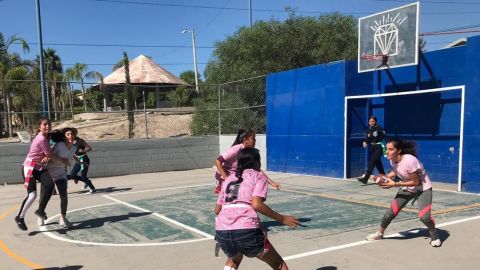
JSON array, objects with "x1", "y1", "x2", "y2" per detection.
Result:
[
  {"x1": 34, "y1": 209, "x2": 48, "y2": 220},
  {"x1": 357, "y1": 177, "x2": 368, "y2": 185},
  {"x1": 15, "y1": 216, "x2": 28, "y2": 231}
]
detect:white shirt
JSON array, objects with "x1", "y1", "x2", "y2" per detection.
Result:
[{"x1": 48, "y1": 142, "x2": 77, "y2": 180}]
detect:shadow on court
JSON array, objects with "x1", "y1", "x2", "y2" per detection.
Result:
[
  {"x1": 262, "y1": 218, "x2": 312, "y2": 231},
  {"x1": 71, "y1": 211, "x2": 152, "y2": 230},
  {"x1": 28, "y1": 212, "x2": 152, "y2": 236},
  {"x1": 34, "y1": 266, "x2": 83, "y2": 270},
  {"x1": 70, "y1": 186, "x2": 132, "y2": 194},
  {"x1": 388, "y1": 228, "x2": 450, "y2": 243},
  {"x1": 316, "y1": 267, "x2": 337, "y2": 270}
]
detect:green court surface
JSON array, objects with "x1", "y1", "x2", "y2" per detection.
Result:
[{"x1": 42, "y1": 181, "x2": 480, "y2": 245}]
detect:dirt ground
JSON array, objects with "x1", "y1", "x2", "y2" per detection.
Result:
[{"x1": 0, "y1": 112, "x2": 193, "y2": 143}]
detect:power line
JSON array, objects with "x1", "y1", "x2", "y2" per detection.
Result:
[
  {"x1": 61, "y1": 62, "x2": 209, "y2": 66},
  {"x1": 93, "y1": 0, "x2": 480, "y2": 15},
  {"x1": 375, "y1": 0, "x2": 480, "y2": 5},
  {"x1": 20, "y1": 42, "x2": 215, "y2": 49}
]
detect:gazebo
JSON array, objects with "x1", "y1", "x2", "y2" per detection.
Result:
[{"x1": 96, "y1": 54, "x2": 189, "y2": 110}]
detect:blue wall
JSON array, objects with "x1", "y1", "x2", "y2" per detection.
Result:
[
  {"x1": 267, "y1": 35, "x2": 480, "y2": 193},
  {"x1": 266, "y1": 62, "x2": 345, "y2": 177}
]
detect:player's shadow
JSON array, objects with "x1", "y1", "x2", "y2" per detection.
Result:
[
  {"x1": 316, "y1": 267, "x2": 337, "y2": 270},
  {"x1": 35, "y1": 266, "x2": 83, "y2": 270},
  {"x1": 71, "y1": 211, "x2": 152, "y2": 230},
  {"x1": 388, "y1": 227, "x2": 450, "y2": 243},
  {"x1": 72, "y1": 186, "x2": 132, "y2": 194},
  {"x1": 28, "y1": 212, "x2": 152, "y2": 236},
  {"x1": 261, "y1": 218, "x2": 311, "y2": 231}
]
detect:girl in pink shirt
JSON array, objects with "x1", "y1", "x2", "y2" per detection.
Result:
[
  {"x1": 15, "y1": 118, "x2": 56, "y2": 231},
  {"x1": 214, "y1": 129, "x2": 281, "y2": 194},
  {"x1": 366, "y1": 138, "x2": 441, "y2": 247},
  {"x1": 214, "y1": 148, "x2": 299, "y2": 270}
]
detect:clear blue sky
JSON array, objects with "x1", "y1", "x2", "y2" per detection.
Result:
[{"x1": 1, "y1": 0, "x2": 479, "y2": 84}]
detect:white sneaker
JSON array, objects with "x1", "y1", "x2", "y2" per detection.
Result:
[
  {"x1": 430, "y1": 239, "x2": 442, "y2": 247},
  {"x1": 59, "y1": 217, "x2": 73, "y2": 229},
  {"x1": 87, "y1": 189, "x2": 96, "y2": 194},
  {"x1": 366, "y1": 231, "x2": 383, "y2": 241},
  {"x1": 37, "y1": 217, "x2": 45, "y2": 226}
]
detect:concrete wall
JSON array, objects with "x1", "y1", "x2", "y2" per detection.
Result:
[
  {"x1": 0, "y1": 137, "x2": 219, "y2": 185},
  {"x1": 219, "y1": 134, "x2": 267, "y2": 171}
]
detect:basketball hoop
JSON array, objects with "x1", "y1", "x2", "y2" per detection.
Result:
[{"x1": 360, "y1": 54, "x2": 390, "y2": 70}]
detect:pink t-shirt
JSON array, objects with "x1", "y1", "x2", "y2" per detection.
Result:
[
  {"x1": 390, "y1": 154, "x2": 432, "y2": 192},
  {"x1": 215, "y1": 144, "x2": 245, "y2": 181},
  {"x1": 24, "y1": 133, "x2": 51, "y2": 170},
  {"x1": 215, "y1": 169, "x2": 268, "y2": 230}
]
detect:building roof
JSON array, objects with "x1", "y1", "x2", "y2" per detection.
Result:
[{"x1": 101, "y1": 55, "x2": 188, "y2": 85}]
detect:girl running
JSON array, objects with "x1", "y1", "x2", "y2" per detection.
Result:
[
  {"x1": 215, "y1": 148, "x2": 299, "y2": 270},
  {"x1": 69, "y1": 128, "x2": 96, "y2": 194},
  {"x1": 366, "y1": 138, "x2": 442, "y2": 247},
  {"x1": 43, "y1": 128, "x2": 78, "y2": 228},
  {"x1": 214, "y1": 129, "x2": 280, "y2": 194},
  {"x1": 15, "y1": 117, "x2": 63, "y2": 231}
]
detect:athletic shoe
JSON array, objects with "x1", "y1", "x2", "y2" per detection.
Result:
[
  {"x1": 34, "y1": 209, "x2": 48, "y2": 220},
  {"x1": 357, "y1": 177, "x2": 368, "y2": 185},
  {"x1": 14, "y1": 216, "x2": 28, "y2": 231},
  {"x1": 37, "y1": 217, "x2": 45, "y2": 226},
  {"x1": 430, "y1": 239, "x2": 442, "y2": 247},
  {"x1": 366, "y1": 231, "x2": 383, "y2": 241},
  {"x1": 60, "y1": 217, "x2": 73, "y2": 229},
  {"x1": 87, "y1": 189, "x2": 96, "y2": 194}
]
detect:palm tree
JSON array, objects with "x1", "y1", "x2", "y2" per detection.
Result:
[
  {"x1": 70, "y1": 63, "x2": 98, "y2": 112},
  {"x1": 43, "y1": 48, "x2": 63, "y2": 120},
  {"x1": 0, "y1": 33, "x2": 29, "y2": 137}
]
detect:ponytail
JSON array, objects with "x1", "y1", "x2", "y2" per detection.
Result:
[{"x1": 225, "y1": 148, "x2": 261, "y2": 202}]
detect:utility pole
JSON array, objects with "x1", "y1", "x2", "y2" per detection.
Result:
[{"x1": 35, "y1": 0, "x2": 48, "y2": 117}]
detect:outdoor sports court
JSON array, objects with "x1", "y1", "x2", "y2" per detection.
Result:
[{"x1": 1, "y1": 168, "x2": 479, "y2": 269}]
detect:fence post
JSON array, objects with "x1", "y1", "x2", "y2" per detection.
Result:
[
  {"x1": 143, "y1": 90, "x2": 149, "y2": 139},
  {"x1": 218, "y1": 85, "x2": 221, "y2": 136}
]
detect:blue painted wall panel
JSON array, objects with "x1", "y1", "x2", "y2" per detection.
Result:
[
  {"x1": 267, "y1": 34, "x2": 480, "y2": 193},
  {"x1": 267, "y1": 62, "x2": 346, "y2": 177}
]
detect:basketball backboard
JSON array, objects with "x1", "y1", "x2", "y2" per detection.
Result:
[{"x1": 358, "y1": 2, "x2": 419, "y2": 73}]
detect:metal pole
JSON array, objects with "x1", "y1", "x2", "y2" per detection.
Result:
[
  {"x1": 218, "y1": 85, "x2": 221, "y2": 136},
  {"x1": 191, "y1": 30, "x2": 199, "y2": 93},
  {"x1": 249, "y1": 0, "x2": 252, "y2": 26},
  {"x1": 35, "y1": 0, "x2": 48, "y2": 117},
  {"x1": 143, "y1": 90, "x2": 148, "y2": 139}
]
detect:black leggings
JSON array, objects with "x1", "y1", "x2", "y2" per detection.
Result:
[
  {"x1": 54, "y1": 179, "x2": 68, "y2": 216},
  {"x1": 365, "y1": 144, "x2": 385, "y2": 179},
  {"x1": 18, "y1": 168, "x2": 55, "y2": 218}
]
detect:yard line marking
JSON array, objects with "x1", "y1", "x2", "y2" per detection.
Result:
[
  {"x1": 109, "y1": 183, "x2": 211, "y2": 196},
  {"x1": 284, "y1": 214, "x2": 480, "y2": 261},
  {"x1": 103, "y1": 195, "x2": 214, "y2": 239}
]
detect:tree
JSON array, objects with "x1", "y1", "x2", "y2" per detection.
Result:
[
  {"x1": 43, "y1": 48, "x2": 63, "y2": 120},
  {"x1": 204, "y1": 12, "x2": 358, "y2": 84},
  {"x1": 69, "y1": 63, "x2": 98, "y2": 112},
  {"x1": 123, "y1": 52, "x2": 134, "y2": 138},
  {"x1": 0, "y1": 33, "x2": 29, "y2": 137},
  {"x1": 193, "y1": 12, "x2": 358, "y2": 135}
]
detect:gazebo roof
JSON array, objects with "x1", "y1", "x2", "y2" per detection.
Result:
[{"x1": 101, "y1": 55, "x2": 188, "y2": 85}]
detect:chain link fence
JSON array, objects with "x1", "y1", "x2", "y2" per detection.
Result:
[{"x1": 0, "y1": 76, "x2": 266, "y2": 142}]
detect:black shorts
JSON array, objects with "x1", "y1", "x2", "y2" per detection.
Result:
[{"x1": 215, "y1": 228, "x2": 266, "y2": 258}]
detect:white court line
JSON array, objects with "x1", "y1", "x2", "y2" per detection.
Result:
[
  {"x1": 435, "y1": 188, "x2": 480, "y2": 196},
  {"x1": 40, "y1": 201, "x2": 213, "y2": 247},
  {"x1": 103, "y1": 194, "x2": 214, "y2": 239},
  {"x1": 284, "y1": 215, "x2": 480, "y2": 261},
  {"x1": 109, "y1": 183, "x2": 212, "y2": 196}
]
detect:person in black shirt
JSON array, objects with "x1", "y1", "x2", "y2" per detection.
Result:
[{"x1": 357, "y1": 116, "x2": 386, "y2": 184}]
